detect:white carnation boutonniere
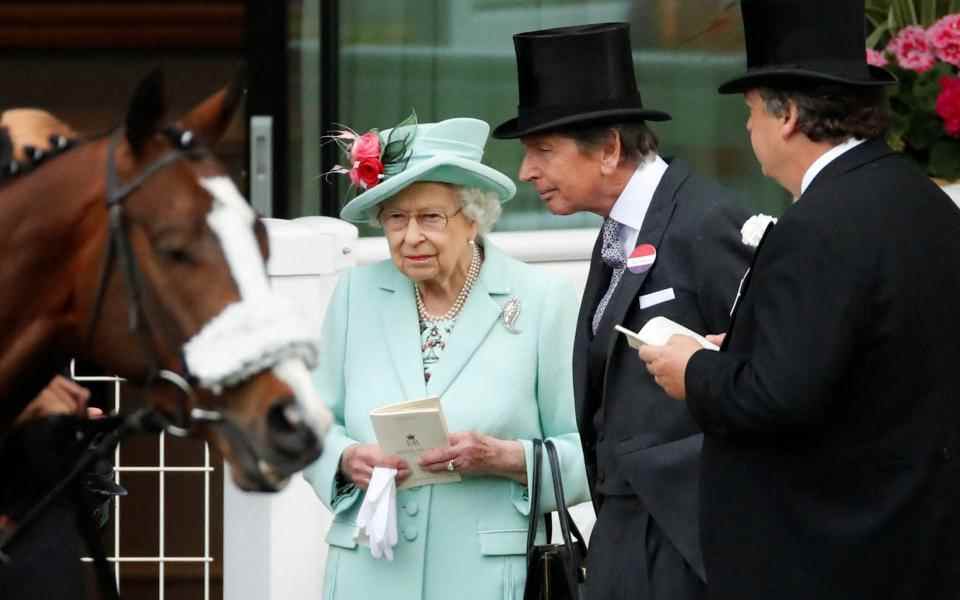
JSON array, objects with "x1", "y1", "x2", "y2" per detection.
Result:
[{"x1": 741, "y1": 214, "x2": 777, "y2": 248}]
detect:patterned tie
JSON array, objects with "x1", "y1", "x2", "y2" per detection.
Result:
[{"x1": 592, "y1": 218, "x2": 626, "y2": 335}]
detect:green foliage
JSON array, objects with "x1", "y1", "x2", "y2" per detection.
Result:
[
  {"x1": 867, "y1": 0, "x2": 960, "y2": 32},
  {"x1": 381, "y1": 110, "x2": 418, "y2": 174},
  {"x1": 929, "y1": 139, "x2": 960, "y2": 179}
]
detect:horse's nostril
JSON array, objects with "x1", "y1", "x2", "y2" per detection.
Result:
[
  {"x1": 266, "y1": 399, "x2": 320, "y2": 458},
  {"x1": 267, "y1": 400, "x2": 301, "y2": 434}
]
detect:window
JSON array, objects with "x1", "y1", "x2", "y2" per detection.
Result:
[{"x1": 288, "y1": 0, "x2": 790, "y2": 234}]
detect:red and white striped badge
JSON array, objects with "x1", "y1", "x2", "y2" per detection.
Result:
[{"x1": 627, "y1": 244, "x2": 657, "y2": 274}]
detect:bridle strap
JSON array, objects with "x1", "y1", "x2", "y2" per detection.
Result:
[
  {"x1": 85, "y1": 128, "x2": 214, "y2": 432},
  {"x1": 88, "y1": 130, "x2": 192, "y2": 342},
  {"x1": 105, "y1": 129, "x2": 196, "y2": 207}
]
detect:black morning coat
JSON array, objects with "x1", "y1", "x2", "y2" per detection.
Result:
[
  {"x1": 687, "y1": 139, "x2": 960, "y2": 599},
  {"x1": 574, "y1": 158, "x2": 752, "y2": 581}
]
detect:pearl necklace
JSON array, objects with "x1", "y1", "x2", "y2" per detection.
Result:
[{"x1": 415, "y1": 243, "x2": 481, "y2": 323}]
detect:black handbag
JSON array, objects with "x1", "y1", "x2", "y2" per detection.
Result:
[{"x1": 523, "y1": 439, "x2": 587, "y2": 600}]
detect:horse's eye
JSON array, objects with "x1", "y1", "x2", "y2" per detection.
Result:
[{"x1": 159, "y1": 246, "x2": 194, "y2": 265}]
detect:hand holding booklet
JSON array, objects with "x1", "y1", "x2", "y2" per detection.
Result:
[
  {"x1": 615, "y1": 316, "x2": 719, "y2": 351},
  {"x1": 370, "y1": 397, "x2": 461, "y2": 489}
]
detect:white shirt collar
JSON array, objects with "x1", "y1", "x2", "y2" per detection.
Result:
[
  {"x1": 608, "y1": 154, "x2": 668, "y2": 232},
  {"x1": 800, "y1": 137, "x2": 866, "y2": 197}
]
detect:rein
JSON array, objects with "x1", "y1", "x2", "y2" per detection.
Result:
[
  {"x1": 85, "y1": 128, "x2": 224, "y2": 435},
  {"x1": 0, "y1": 408, "x2": 165, "y2": 600}
]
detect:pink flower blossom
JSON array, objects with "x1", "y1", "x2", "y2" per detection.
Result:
[
  {"x1": 928, "y1": 14, "x2": 960, "y2": 67},
  {"x1": 349, "y1": 157, "x2": 384, "y2": 189},
  {"x1": 350, "y1": 132, "x2": 381, "y2": 162},
  {"x1": 887, "y1": 25, "x2": 937, "y2": 72},
  {"x1": 936, "y1": 76, "x2": 960, "y2": 137},
  {"x1": 866, "y1": 48, "x2": 888, "y2": 67}
]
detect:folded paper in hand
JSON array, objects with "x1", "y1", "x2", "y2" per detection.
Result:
[
  {"x1": 370, "y1": 397, "x2": 461, "y2": 489},
  {"x1": 356, "y1": 466, "x2": 398, "y2": 560},
  {"x1": 615, "y1": 316, "x2": 719, "y2": 351}
]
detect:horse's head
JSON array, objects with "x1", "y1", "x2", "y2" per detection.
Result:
[{"x1": 82, "y1": 70, "x2": 329, "y2": 491}]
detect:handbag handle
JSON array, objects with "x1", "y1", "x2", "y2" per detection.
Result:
[
  {"x1": 525, "y1": 438, "x2": 544, "y2": 555},
  {"x1": 545, "y1": 439, "x2": 587, "y2": 577},
  {"x1": 526, "y1": 440, "x2": 587, "y2": 557}
]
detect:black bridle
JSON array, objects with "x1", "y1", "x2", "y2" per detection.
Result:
[
  {"x1": 86, "y1": 127, "x2": 223, "y2": 435},
  {"x1": 88, "y1": 126, "x2": 308, "y2": 463}
]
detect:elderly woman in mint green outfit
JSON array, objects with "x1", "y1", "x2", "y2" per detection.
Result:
[{"x1": 303, "y1": 116, "x2": 588, "y2": 599}]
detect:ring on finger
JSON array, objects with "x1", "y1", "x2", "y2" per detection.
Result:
[{"x1": 446, "y1": 459, "x2": 456, "y2": 472}]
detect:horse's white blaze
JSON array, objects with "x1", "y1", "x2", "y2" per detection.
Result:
[
  {"x1": 200, "y1": 176, "x2": 266, "y2": 299},
  {"x1": 181, "y1": 177, "x2": 327, "y2": 435},
  {"x1": 273, "y1": 359, "x2": 331, "y2": 433}
]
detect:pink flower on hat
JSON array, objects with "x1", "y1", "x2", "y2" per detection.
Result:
[
  {"x1": 928, "y1": 14, "x2": 960, "y2": 67},
  {"x1": 349, "y1": 157, "x2": 384, "y2": 190},
  {"x1": 887, "y1": 25, "x2": 936, "y2": 72},
  {"x1": 866, "y1": 48, "x2": 888, "y2": 67},
  {"x1": 936, "y1": 76, "x2": 960, "y2": 137},
  {"x1": 322, "y1": 111, "x2": 418, "y2": 195},
  {"x1": 350, "y1": 131, "x2": 381, "y2": 162}
]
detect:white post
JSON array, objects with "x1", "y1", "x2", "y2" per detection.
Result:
[
  {"x1": 224, "y1": 217, "x2": 357, "y2": 600},
  {"x1": 940, "y1": 181, "x2": 960, "y2": 210}
]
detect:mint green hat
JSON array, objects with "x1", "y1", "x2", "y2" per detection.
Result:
[{"x1": 338, "y1": 117, "x2": 516, "y2": 223}]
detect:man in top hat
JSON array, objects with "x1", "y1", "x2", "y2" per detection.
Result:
[
  {"x1": 638, "y1": 1, "x2": 960, "y2": 598},
  {"x1": 493, "y1": 22, "x2": 753, "y2": 599}
]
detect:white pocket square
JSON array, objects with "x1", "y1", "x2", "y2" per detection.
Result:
[{"x1": 639, "y1": 288, "x2": 676, "y2": 310}]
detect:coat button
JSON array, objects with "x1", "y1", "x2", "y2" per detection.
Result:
[
  {"x1": 403, "y1": 526, "x2": 418, "y2": 542},
  {"x1": 405, "y1": 501, "x2": 419, "y2": 516}
]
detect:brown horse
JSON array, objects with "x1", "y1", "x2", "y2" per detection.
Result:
[{"x1": 0, "y1": 71, "x2": 329, "y2": 492}]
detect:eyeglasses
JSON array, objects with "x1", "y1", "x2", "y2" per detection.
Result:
[{"x1": 379, "y1": 207, "x2": 463, "y2": 233}]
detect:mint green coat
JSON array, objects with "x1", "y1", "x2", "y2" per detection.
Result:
[{"x1": 303, "y1": 241, "x2": 589, "y2": 600}]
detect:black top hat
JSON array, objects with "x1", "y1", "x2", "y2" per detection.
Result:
[
  {"x1": 492, "y1": 22, "x2": 670, "y2": 139},
  {"x1": 718, "y1": 0, "x2": 896, "y2": 95}
]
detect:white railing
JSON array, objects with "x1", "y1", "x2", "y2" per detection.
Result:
[{"x1": 73, "y1": 362, "x2": 215, "y2": 600}]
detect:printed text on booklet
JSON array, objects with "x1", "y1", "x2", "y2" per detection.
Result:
[{"x1": 369, "y1": 397, "x2": 461, "y2": 489}]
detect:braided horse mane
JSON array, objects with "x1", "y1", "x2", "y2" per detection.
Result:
[{"x1": 0, "y1": 109, "x2": 83, "y2": 182}]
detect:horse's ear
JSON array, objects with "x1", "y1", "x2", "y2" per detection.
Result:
[
  {"x1": 125, "y1": 68, "x2": 167, "y2": 157},
  {"x1": 177, "y1": 67, "x2": 246, "y2": 148}
]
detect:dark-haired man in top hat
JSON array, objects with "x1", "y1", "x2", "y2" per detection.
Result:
[
  {"x1": 493, "y1": 22, "x2": 752, "y2": 600},
  {"x1": 638, "y1": 1, "x2": 960, "y2": 598}
]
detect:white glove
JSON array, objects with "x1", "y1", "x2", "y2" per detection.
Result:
[{"x1": 356, "y1": 467, "x2": 398, "y2": 560}]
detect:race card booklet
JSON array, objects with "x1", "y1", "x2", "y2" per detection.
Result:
[
  {"x1": 615, "y1": 316, "x2": 720, "y2": 351},
  {"x1": 369, "y1": 397, "x2": 461, "y2": 489}
]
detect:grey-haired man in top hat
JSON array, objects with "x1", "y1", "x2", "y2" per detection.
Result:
[
  {"x1": 639, "y1": 1, "x2": 960, "y2": 599},
  {"x1": 493, "y1": 22, "x2": 752, "y2": 600}
]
